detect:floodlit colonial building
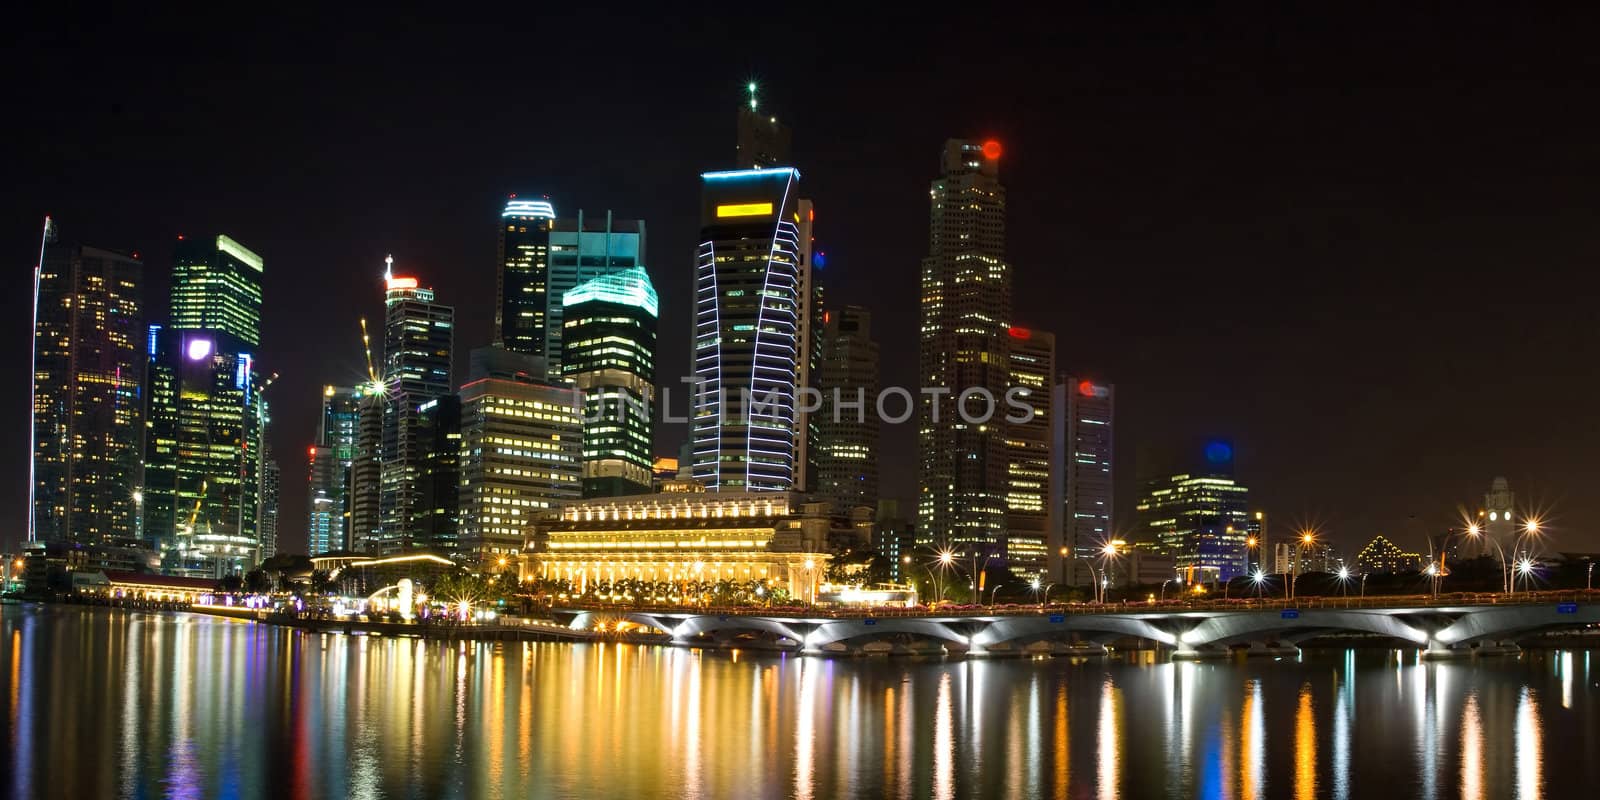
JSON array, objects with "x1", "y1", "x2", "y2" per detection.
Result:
[{"x1": 522, "y1": 491, "x2": 839, "y2": 602}]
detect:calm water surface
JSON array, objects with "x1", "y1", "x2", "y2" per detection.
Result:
[{"x1": 2, "y1": 604, "x2": 1597, "y2": 799}]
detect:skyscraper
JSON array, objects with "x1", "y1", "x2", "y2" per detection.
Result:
[
  {"x1": 691, "y1": 167, "x2": 803, "y2": 492},
  {"x1": 307, "y1": 445, "x2": 340, "y2": 554},
  {"x1": 497, "y1": 197, "x2": 555, "y2": 356},
  {"x1": 307, "y1": 385, "x2": 359, "y2": 554},
  {"x1": 917, "y1": 139, "x2": 1011, "y2": 556},
  {"x1": 143, "y1": 234, "x2": 267, "y2": 577},
  {"x1": 816, "y1": 305, "x2": 880, "y2": 514},
  {"x1": 793, "y1": 198, "x2": 822, "y2": 494},
  {"x1": 545, "y1": 211, "x2": 646, "y2": 372},
  {"x1": 258, "y1": 444, "x2": 279, "y2": 561},
  {"x1": 412, "y1": 394, "x2": 461, "y2": 554},
  {"x1": 348, "y1": 387, "x2": 385, "y2": 552},
  {"x1": 561, "y1": 267, "x2": 658, "y2": 497},
  {"x1": 1135, "y1": 443, "x2": 1251, "y2": 582},
  {"x1": 377, "y1": 273, "x2": 454, "y2": 553},
  {"x1": 457, "y1": 348, "x2": 583, "y2": 564},
  {"x1": 1005, "y1": 327, "x2": 1054, "y2": 578},
  {"x1": 1056, "y1": 377, "x2": 1115, "y2": 585},
  {"x1": 30, "y1": 221, "x2": 147, "y2": 546}
]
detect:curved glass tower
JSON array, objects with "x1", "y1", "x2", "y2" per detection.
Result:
[{"x1": 691, "y1": 167, "x2": 802, "y2": 492}]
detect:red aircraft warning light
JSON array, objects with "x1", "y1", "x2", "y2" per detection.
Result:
[{"x1": 982, "y1": 140, "x2": 1003, "y2": 160}]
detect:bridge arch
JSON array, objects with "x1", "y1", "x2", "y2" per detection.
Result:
[
  {"x1": 1433, "y1": 604, "x2": 1600, "y2": 647},
  {"x1": 973, "y1": 615, "x2": 1177, "y2": 650},
  {"x1": 1180, "y1": 610, "x2": 1429, "y2": 648},
  {"x1": 566, "y1": 611, "x2": 675, "y2": 635},
  {"x1": 804, "y1": 618, "x2": 971, "y2": 653},
  {"x1": 671, "y1": 615, "x2": 808, "y2": 645}
]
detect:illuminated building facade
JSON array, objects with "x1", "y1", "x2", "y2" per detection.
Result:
[
  {"x1": 1357, "y1": 534, "x2": 1423, "y2": 574},
  {"x1": 142, "y1": 234, "x2": 266, "y2": 577},
  {"x1": 561, "y1": 267, "x2": 657, "y2": 498},
  {"x1": 457, "y1": 365, "x2": 583, "y2": 564},
  {"x1": 691, "y1": 167, "x2": 803, "y2": 492},
  {"x1": 30, "y1": 224, "x2": 147, "y2": 546},
  {"x1": 497, "y1": 197, "x2": 555, "y2": 356},
  {"x1": 1135, "y1": 456, "x2": 1251, "y2": 582},
  {"x1": 545, "y1": 211, "x2": 646, "y2": 372},
  {"x1": 816, "y1": 305, "x2": 880, "y2": 514},
  {"x1": 377, "y1": 275, "x2": 454, "y2": 553},
  {"x1": 523, "y1": 492, "x2": 834, "y2": 603},
  {"x1": 258, "y1": 446, "x2": 279, "y2": 560},
  {"x1": 1055, "y1": 377, "x2": 1115, "y2": 585},
  {"x1": 347, "y1": 388, "x2": 385, "y2": 552},
  {"x1": 1472, "y1": 476, "x2": 1518, "y2": 559},
  {"x1": 307, "y1": 385, "x2": 359, "y2": 554},
  {"x1": 1004, "y1": 327, "x2": 1054, "y2": 577},
  {"x1": 917, "y1": 139, "x2": 1012, "y2": 558}
]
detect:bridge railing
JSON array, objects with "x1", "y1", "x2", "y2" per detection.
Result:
[{"x1": 553, "y1": 589, "x2": 1597, "y2": 620}]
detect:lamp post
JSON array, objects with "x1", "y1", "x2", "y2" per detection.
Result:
[
  {"x1": 1464, "y1": 523, "x2": 1509, "y2": 594},
  {"x1": 1360, "y1": 572, "x2": 1368, "y2": 598},
  {"x1": 1336, "y1": 565, "x2": 1352, "y2": 597},
  {"x1": 1079, "y1": 558, "x2": 1104, "y2": 604},
  {"x1": 1250, "y1": 569, "x2": 1266, "y2": 600},
  {"x1": 1589, "y1": 562, "x2": 1594, "y2": 591},
  {"x1": 1159, "y1": 578, "x2": 1173, "y2": 603}
]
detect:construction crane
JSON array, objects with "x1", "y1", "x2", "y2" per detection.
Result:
[{"x1": 358, "y1": 318, "x2": 383, "y2": 394}]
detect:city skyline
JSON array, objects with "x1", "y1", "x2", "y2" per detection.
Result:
[{"x1": 6, "y1": 8, "x2": 1600, "y2": 557}]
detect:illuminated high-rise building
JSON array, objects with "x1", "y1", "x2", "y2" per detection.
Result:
[
  {"x1": 307, "y1": 385, "x2": 359, "y2": 554},
  {"x1": 545, "y1": 211, "x2": 646, "y2": 373},
  {"x1": 691, "y1": 167, "x2": 803, "y2": 492},
  {"x1": 917, "y1": 139, "x2": 1011, "y2": 556},
  {"x1": 1135, "y1": 442, "x2": 1251, "y2": 582},
  {"x1": 30, "y1": 221, "x2": 147, "y2": 547},
  {"x1": 347, "y1": 387, "x2": 385, "y2": 552},
  {"x1": 458, "y1": 348, "x2": 583, "y2": 564},
  {"x1": 376, "y1": 272, "x2": 454, "y2": 553},
  {"x1": 497, "y1": 197, "x2": 556, "y2": 356},
  {"x1": 816, "y1": 305, "x2": 880, "y2": 514},
  {"x1": 561, "y1": 267, "x2": 657, "y2": 497},
  {"x1": 142, "y1": 234, "x2": 266, "y2": 577},
  {"x1": 1054, "y1": 376, "x2": 1115, "y2": 585},
  {"x1": 1004, "y1": 327, "x2": 1054, "y2": 578},
  {"x1": 257, "y1": 443, "x2": 279, "y2": 561}
]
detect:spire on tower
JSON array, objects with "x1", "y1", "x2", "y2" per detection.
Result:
[
  {"x1": 384, "y1": 254, "x2": 394, "y2": 282},
  {"x1": 747, "y1": 80, "x2": 758, "y2": 111}
]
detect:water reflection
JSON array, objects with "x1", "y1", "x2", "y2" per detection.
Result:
[{"x1": 1, "y1": 606, "x2": 1597, "y2": 799}]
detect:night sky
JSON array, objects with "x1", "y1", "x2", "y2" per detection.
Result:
[{"x1": 6, "y1": 7, "x2": 1600, "y2": 557}]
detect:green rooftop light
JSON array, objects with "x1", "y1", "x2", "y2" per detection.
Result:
[{"x1": 563, "y1": 266, "x2": 658, "y2": 317}]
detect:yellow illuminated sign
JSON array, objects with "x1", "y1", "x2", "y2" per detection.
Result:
[{"x1": 716, "y1": 202, "x2": 774, "y2": 218}]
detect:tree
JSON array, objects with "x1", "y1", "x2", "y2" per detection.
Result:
[
  {"x1": 243, "y1": 569, "x2": 271, "y2": 594},
  {"x1": 216, "y1": 574, "x2": 243, "y2": 594}
]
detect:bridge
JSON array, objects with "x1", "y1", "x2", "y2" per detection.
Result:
[{"x1": 552, "y1": 592, "x2": 1600, "y2": 659}]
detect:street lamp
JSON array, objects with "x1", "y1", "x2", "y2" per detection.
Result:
[
  {"x1": 1464, "y1": 521, "x2": 1509, "y2": 594},
  {"x1": 1159, "y1": 578, "x2": 1173, "y2": 602},
  {"x1": 1514, "y1": 558, "x2": 1535, "y2": 595},
  {"x1": 1250, "y1": 568, "x2": 1267, "y2": 599},
  {"x1": 1336, "y1": 565, "x2": 1351, "y2": 597}
]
